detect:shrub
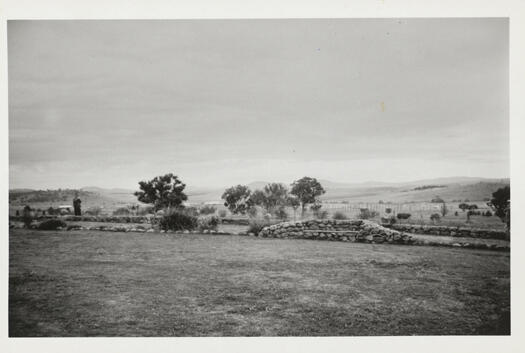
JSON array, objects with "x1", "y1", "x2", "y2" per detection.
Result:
[
  {"x1": 396, "y1": 213, "x2": 411, "y2": 220},
  {"x1": 358, "y1": 208, "x2": 378, "y2": 220},
  {"x1": 218, "y1": 210, "x2": 227, "y2": 218},
  {"x1": 85, "y1": 206, "x2": 102, "y2": 216},
  {"x1": 247, "y1": 219, "x2": 274, "y2": 235},
  {"x1": 431, "y1": 197, "x2": 445, "y2": 203},
  {"x1": 381, "y1": 216, "x2": 396, "y2": 225},
  {"x1": 158, "y1": 210, "x2": 197, "y2": 231},
  {"x1": 38, "y1": 219, "x2": 67, "y2": 230},
  {"x1": 113, "y1": 207, "x2": 131, "y2": 216},
  {"x1": 199, "y1": 205, "x2": 217, "y2": 215},
  {"x1": 197, "y1": 216, "x2": 220, "y2": 231},
  {"x1": 332, "y1": 211, "x2": 348, "y2": 220},
  {"x1": 484, "y1": 210, "x2": 493, "y2": 217},
  {"x1": 430, "y1": 213, "x2": 441, "y2": 223}
]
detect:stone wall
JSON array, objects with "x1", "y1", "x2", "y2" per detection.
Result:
[
  {"x1": 382, "y1": 223, "x2": 508, "y2": 240},
  {"x1": 258, "y1": 219, "x2": 413, "y2": 245}
]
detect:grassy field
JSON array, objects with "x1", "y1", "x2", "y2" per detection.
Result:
[{"x1": 9, "y1": 229, "x2": 510, "y2": 336}]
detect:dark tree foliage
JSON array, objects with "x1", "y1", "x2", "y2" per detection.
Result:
[
  {"x1": 487, "y1": 185, "x2": 510, "y2": 228},
  {"x1": 249, "y1": 189, "x2": 268, "y2": 209},
  {"x1": 458, "y1": 203, "x2": 469, "y2": 212},
  {"x1": 221, "y1": 185, "x2": 253, "y2": 215},
  {"x1": 249, "y1": 183, "x2": 289, "y2": 214},
  {"x1": 290, "y1": 177, "x2": 326, "y2": 215},
  {"x1": 134, "y1": 173, "x2": 188, "y2": 211}
]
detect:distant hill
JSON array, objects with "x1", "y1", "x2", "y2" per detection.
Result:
[{"x1": 9, "y1": 177, "x2": 510, "y2": 211}]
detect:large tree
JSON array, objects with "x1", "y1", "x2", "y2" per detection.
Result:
[
  {"x1": 290, "y1": 177, "x2": 326, "y2": 216},
  {"x1": 222, "y1": 185, "x2": 253, "y2": 215},
  {"x1": 250, "y1": 183, "x2": 289, "y2": 214},
  {"x1": 134, "y1": 173, "x2": 188, "y2": 211},
  {"x1": 487, "y1": 185, "x2": 510, "y2": 231}
]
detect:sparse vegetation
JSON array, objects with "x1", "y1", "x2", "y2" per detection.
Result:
[{"x1": 112, "y1": 207, "x2": 131, "y2": 216}]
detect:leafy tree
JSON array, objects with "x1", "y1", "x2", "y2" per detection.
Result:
[
  {"x1": 262, "y1": 183, "x2": 289, "y2": 213},
  {"x1": 134, "y1": 173, "x2": 188, "y2": 211},
  {"x1": 249, "y1": 189, "x2": 268, "y2": 210},
  {"x1": 487, "y1": 185, "x2": 510, "y2": 230},
  {"x1": 221, "y1": 185, "x2": 253, "y2": 215},
  {"x1": 249, "y1": 183, "x2": 289, "y2": 215},
  {"x1": 290, "y1": 177, "x2": 326, "y2": 216}
]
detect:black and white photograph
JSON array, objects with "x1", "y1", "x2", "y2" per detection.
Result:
[{"x1": 2, "y1": 1, "x2": 524, "y2": 350}]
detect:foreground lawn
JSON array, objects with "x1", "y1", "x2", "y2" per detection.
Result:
[{"x1": 9, "y1": 229, "x2": 510, "y2": 336}]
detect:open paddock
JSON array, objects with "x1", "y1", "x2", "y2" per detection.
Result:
[{"x1": 9, "y1": 229, "x2": 509, "y2": 336}]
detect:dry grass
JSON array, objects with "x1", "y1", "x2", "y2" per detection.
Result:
[{"x1": 9, "y1": 229, "x2": 509, "y2": 336}]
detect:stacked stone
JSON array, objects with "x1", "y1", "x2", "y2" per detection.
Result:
[
  {"x1": 383, "y1": 224, "x2": 507, "y2": 240},
  {"x1": 258, "y1": 219, "x2": 413, "y2": 245}
]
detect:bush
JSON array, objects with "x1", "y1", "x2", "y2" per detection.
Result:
[
  {"x1": 247, "y1": 219, "x2": 274, "y2": 235},
  {"x1": 38, "y1": 219, "x2": 67, "y2": 230},
  {"x1": 197, "y1": 216, "x2": 220, "y2": 231},
  {"x1": 199, "y1": 205, "x2": 217, "y2": 215},
  {"x1": 85, "y1": 206, "x2": 102, "y2": 216},
  {"x1": 332, "y1": 211, "x2": 348, "y2": 220},
  {"x1": 113, "y1": 207, "x2": 131, "y2": 216},
  {"x1": 358, "y1": 208, "x2": 378, "y2": 220},
  {"x1": 218, "y1": 210, "x2": 227, "y2": 218},
  {"x1": 484, "y1": 210, "x2": 493, "y2": 217},
  {"x1": 158, "y1": 209, "x2": 197, "y2": 231},
  {"x1": 381, "y1": 216, "x2": 396, "y2": 225},
  {"x1": 430, "y1": 213, "x2": 441, "y2": 222},
  {"x1": 396, "y1": 213, "x2": 411, "y2": 220}
]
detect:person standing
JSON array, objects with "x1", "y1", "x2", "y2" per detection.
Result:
[{"x1": 73, "y1": 195, "x2": 82, "y2": 216}]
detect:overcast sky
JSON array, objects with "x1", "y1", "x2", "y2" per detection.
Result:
[{"x1": 8, "y1": 19, "x2": 508, "y2": 190}]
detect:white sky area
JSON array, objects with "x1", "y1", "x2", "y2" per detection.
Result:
[{"x1": 8, "y1": 19, "x2": 509, "y2": 190}]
